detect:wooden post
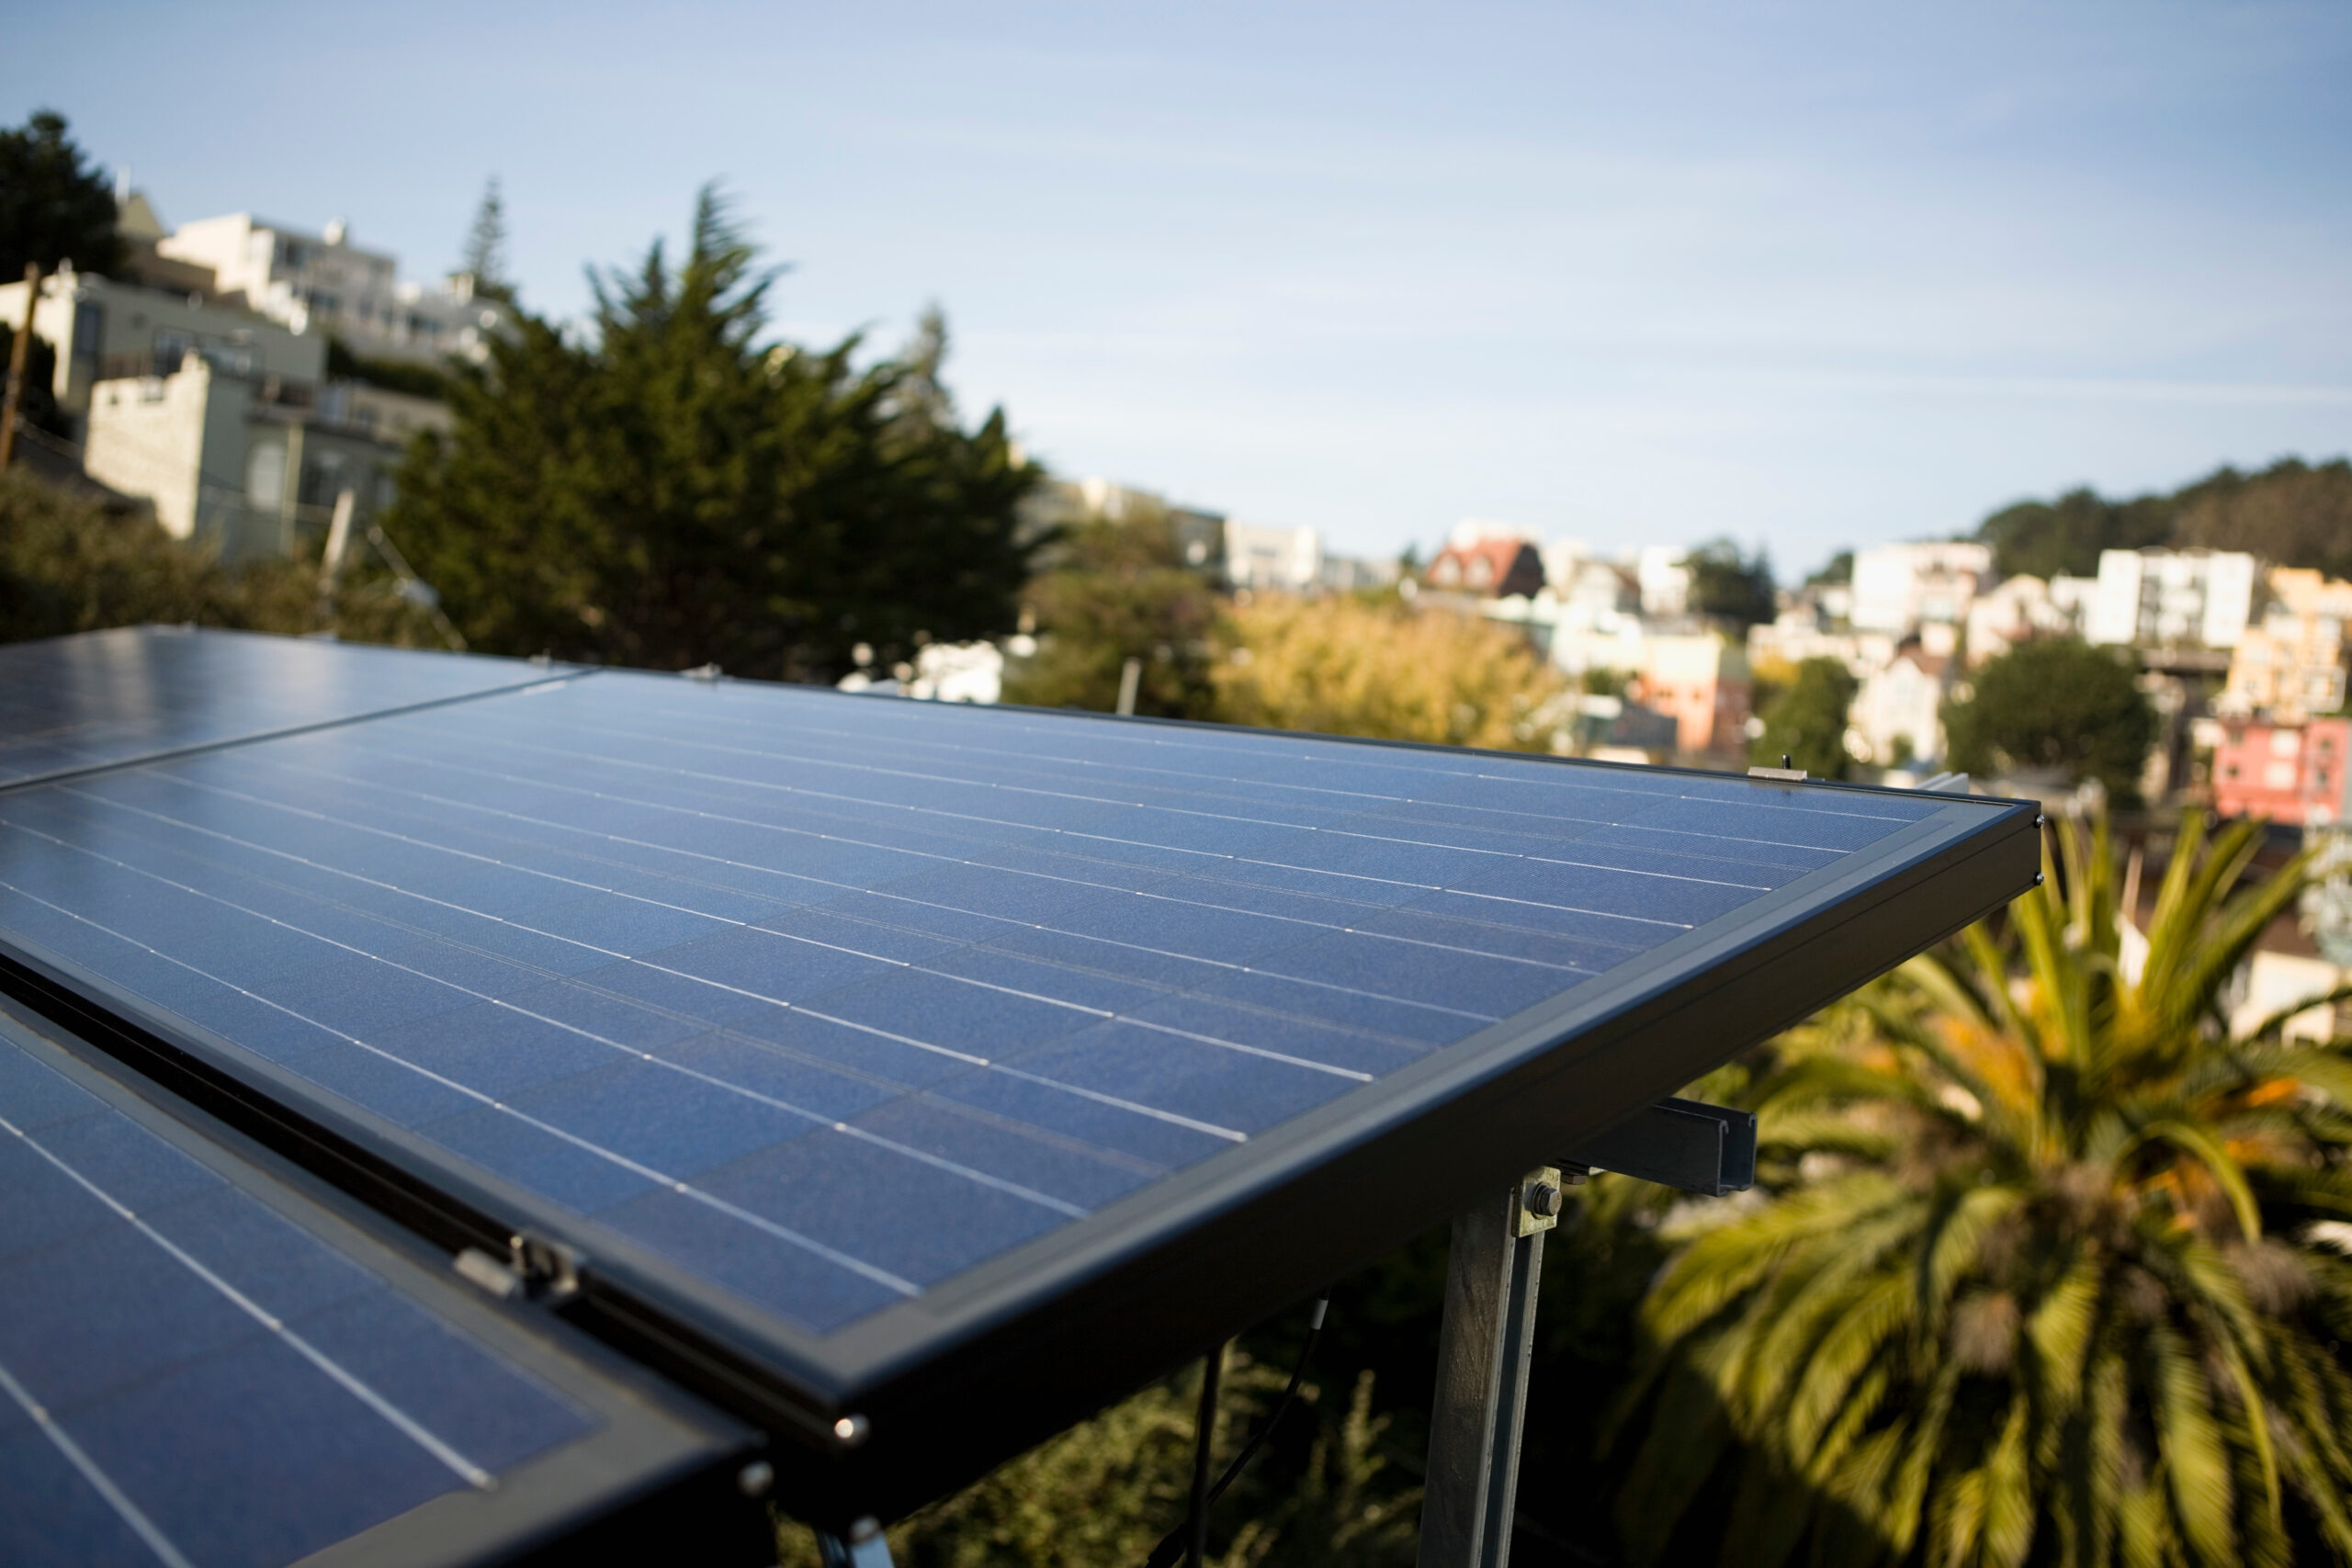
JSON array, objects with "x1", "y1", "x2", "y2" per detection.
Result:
[{"x1": 0, "y1": 263, "x2": 43, "y2": 468}]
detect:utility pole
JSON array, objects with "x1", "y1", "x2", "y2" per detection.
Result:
[
  {"x1": 0, "y1": 263, "x2": 42, "y2": 468},
  {"x1": 317, "y1": 487, "x2": 357, "y2": 631}
]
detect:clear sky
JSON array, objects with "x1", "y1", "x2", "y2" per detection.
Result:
[{"x1": 11, "y1": 1, "x2": 2349, "y2": 571}]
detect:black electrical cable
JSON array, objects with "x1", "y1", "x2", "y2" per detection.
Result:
[
  {"x1": 1148, "y1": 1295, "x2": 1329, "y2": 1568},
  {"x1": 1186, "y1": 1341, "x2": 1224, "y2": 1568}
]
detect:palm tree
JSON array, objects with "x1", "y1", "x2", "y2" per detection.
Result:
[{"x1": 1607, "y1": 808, "x2": 2352, "y2": 1567}]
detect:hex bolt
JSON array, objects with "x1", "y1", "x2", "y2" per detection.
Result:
[{"x1": 1526, "y1": 1182, "x2": 1562, "y2": 1218}]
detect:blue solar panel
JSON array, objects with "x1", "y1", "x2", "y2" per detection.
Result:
[
  {"x1": 0, "y1": 626, "x2": 569, "y2": 787},
  {"x1": 0, "y1": 1021, "x2": 605, "y2": 1567},
  {"x1": 0, "y1": 665, "x2": 1973, "y2": 1337}
]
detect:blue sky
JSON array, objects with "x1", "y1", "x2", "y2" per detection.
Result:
[{"x1": 11, "y1": 1, "x2": 2349, "y2": 570}]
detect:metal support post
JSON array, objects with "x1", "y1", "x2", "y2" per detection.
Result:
[
  {"x1": 1418, "y1": 1168, "x2": 1561, "y2": 1568},
  {"x1": 818, "y1": 1517, "x2": 896, "y2": 1568}
]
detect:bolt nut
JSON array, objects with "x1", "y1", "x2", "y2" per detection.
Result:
[
  {"x1": 735, "y1": 1461, "x2": 775, "y2": 1498},
  {"x1": 1526, "y1": 1182, "x2": 1562, "y2": 1218}
]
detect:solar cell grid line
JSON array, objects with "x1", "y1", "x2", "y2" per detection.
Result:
[
  {"x1": 0, "y1": 645, "x2": 2043, "y2": 1530},
  {"x1": 0, "y1": 999, "x2": 767, "y2": 1568},
  {"x1": 0, "y1": 626, "x2": 589, "y2": 790}
]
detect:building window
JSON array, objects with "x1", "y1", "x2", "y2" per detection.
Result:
[
  {"x1": 246, "y1": 443, "x2": 286, "y2": 509},
  {"x1": 153, "y1": 329, "x2": 194, "y2": 374}
]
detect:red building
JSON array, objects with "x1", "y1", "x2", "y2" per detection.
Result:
[{"x1": 2211, "y1": 717, "x2": 2352, "y2": 825}]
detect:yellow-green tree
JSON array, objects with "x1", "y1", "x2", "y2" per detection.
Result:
[
  {"x1": 1211, "y1": 597, "x2": 1565, "y2": 750},
  {"x1": 1611, "y1": 809, "x2": 2352, "y2": 1566}
]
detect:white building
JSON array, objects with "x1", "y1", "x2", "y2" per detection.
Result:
[
  {"x1": 0, "y1": 264, "x2": 322, "y2": 434},
  {"x1": 1849, "y1": 644, "x2": 1955, "y2": 768},
  {"x1": 1635, "y1": 545, "x2": 1691, "y2": 619},
  {"x1": 1962, "y1": 573, "x2": 2096, "y2": 666},
  {"x1": 160, "y1": 214, "x2": 507, "y2": 367},
  {"x1": 1225, "y1": 521, "x2": 1322, "y2": 592},
  {"x1": 2086, "y1": 547, "x2": 2256, "y2": 650},
  {"x1": 1849, "y1": 542, "x2": 1992, "y2": 635},
  {"x1": 1746, "y1": 616, "x2": 1895, "y2": 682}
]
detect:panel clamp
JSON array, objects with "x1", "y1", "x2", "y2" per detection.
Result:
[{"x1": 510, "y1": 1231, "x2": 587, "y2": 1302}]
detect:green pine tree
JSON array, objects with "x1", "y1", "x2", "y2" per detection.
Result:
[{"x1": 387, "y1": 186, "x2": 1037, "y2": 680}]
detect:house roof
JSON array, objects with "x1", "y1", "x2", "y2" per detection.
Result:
[{"x1": 1426, "y1": 538, "x2": 1544, "y2": 597}]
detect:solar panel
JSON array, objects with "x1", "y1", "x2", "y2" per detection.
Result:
[
  {"x1": 0, "y1": 626, "x2": 570, "y2": 788},
  {"x1": 0, "y1": 999, "x2": 766, "y2": 1567},
  {"x1": 0, "y1": 634, "x2": 2041, "y2": 1526}
]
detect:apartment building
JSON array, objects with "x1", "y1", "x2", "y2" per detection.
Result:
[{"x1": 2087, "y1": 547, "x2": 2256, "y2": 650}]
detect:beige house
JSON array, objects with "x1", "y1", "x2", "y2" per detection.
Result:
[
  {"x1": 83, "y1": 354, "x2": 446, "y2": 559},
  {"x1": 2224, "y1": 568, "x2": 2352, "y2": 721}
]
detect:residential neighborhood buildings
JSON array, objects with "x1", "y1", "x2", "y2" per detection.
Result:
[
  {"x1": 1849, "y1": 542, "x2": 1991, "y2": 635},
  {"x1": 159, "y1": 213, "x2": 508, "y2": 367},
  {"x1": 3, "y1": 191, "x2": 471, "y2": 561}
]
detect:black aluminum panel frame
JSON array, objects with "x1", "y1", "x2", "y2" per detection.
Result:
[
  {"x1": 0, "y1": 719, "x2": 2041, "y2": 1530},
  {"x1": 0, "y1": 997, "x2": 772, "y2": 1568}
]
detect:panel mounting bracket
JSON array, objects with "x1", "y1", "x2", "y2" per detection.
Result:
[{"x1": 1557, "y1": 1097, "x2": 1757, "y2": 1197}]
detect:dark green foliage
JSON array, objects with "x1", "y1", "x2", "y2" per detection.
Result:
[
  {"x1": 2173, "y1": 457, "x2": 2352, "y2": 581},
  {"x1": 1975, "y1": 487, "x2": 2173, "y2": 580},
  {"x1": 1805, "y1": 549, "x2": 1852, "y2": 587},
  {"x1": 324, "y1": 336, "x2": 454, "y2": 401},
  {"x1": 0, "y1": 110, "x2": 123, "y2": 280},
  {"x1": 1687, "y1": 536, "x2": 1775, "y2": 629},
  {"x1": 1973, "y1": 457, "x2": 2352, "y2": 581},
  {"x1": 9, "y1": 336, "x2": 66, "y2": 437},
  {"x1": 387, "y1": 188, "x2": 1037, "y2": 680},
  {"x1": 1750, "y1": 657, "x2": 1857, "y2": 781},
  {"x1": 1942, "y1": 637, "x2": 2156, "y2": 800},
  {"x1": 1581, "y1": 665, "x2": 1630, "y2": 700},
  {"x1": 1001, "y1": 505, "x2": 1220, "y2": 718}
]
